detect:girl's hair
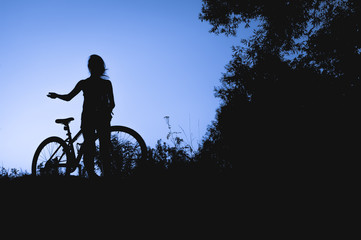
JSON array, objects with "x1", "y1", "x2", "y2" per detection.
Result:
[{"x1": 88, "y1": 54, "x2": 107, "y2": 77}]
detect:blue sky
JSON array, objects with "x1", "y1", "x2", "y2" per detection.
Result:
[{"x1": 0, "y1": 0, "x2": 248, "y2": 171}]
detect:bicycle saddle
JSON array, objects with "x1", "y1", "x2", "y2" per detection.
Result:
[{"x1": 55, "y1": 117, "x2": 74, "y2": 125}]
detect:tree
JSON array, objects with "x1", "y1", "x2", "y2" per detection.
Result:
[{"x1": 198, "y1": 0, "x2": 361, "y2": 172}]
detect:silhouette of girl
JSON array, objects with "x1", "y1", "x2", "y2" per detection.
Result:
[{"x1": 48, "y1": 55, "x2": 115, "y2": 177}]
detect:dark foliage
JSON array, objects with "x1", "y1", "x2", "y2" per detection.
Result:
[{"x1": 198, "y1": 0, "x2": 361, "y2": 174}]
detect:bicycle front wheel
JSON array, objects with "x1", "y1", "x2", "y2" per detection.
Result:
[
  {"x1": 94, "y1": 126, "x2": 147, "y2": 177},
  {"x1": 32, "y1": 137, "x2": 71, "y2": 176}
]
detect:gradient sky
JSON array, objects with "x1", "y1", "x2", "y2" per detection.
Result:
[{"x1": 0, "y1": 0, "x2": 249, "y2": 171}]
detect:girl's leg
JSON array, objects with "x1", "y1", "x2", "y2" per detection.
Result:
[{"x1": 82, "y1": 128, "x2": 97, "y2": 177}]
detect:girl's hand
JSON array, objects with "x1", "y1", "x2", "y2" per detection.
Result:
[{"x1": 47, "y1": 92, "x2": 58, "y2": 99}]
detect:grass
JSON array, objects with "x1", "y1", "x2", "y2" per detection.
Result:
[{"x1": 0, "y1": 166, "x2": 30, "y2": 179}]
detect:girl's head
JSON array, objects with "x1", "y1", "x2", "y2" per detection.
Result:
[{"x1": 88, "y1": 54, "x2": 107, "y2": 77}]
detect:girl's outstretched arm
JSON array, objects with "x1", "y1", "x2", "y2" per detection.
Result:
[{"x1": 48, "y1": 81, "x2": 84, "y2": 101}]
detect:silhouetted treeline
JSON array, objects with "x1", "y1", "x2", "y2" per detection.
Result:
[{"x1": 198, "y1": 0, "x2": 361, "y2": 177}]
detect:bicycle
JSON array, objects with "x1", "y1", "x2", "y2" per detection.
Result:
[{"x1": 32, "y1": 117, "x2": 147, "y2": 177}]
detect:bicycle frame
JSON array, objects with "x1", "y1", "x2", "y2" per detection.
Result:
[{"x1": 63, "y1": 124, "x2": 83, "y2": 167}]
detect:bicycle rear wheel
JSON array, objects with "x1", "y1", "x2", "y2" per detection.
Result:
[
  {"x1": 32, "y1": 137, "x2": 71, "y2": 176},
  {"x1": 94, "y1": 126, "x2": 147, "y2": 177}
]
